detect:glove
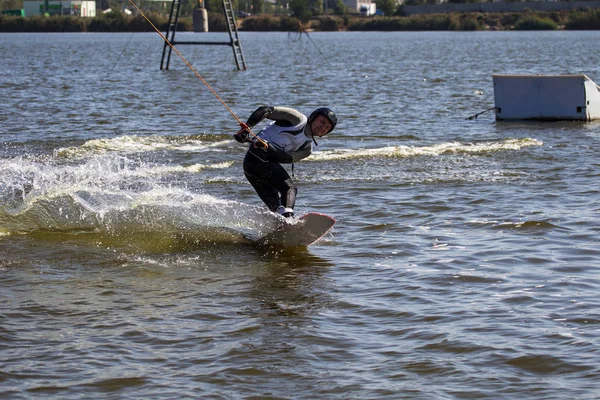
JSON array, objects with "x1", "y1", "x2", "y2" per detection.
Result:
[
  {"x1": 233, "y1": 122, "x2": 251, "y2": 143},
  {"x1": 253, "y1": 139, "x2": 269, "y2": 150}
]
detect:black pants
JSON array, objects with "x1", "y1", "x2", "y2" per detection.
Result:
[{"x1": 243, "y1": 149, "x2": 297, "y2": 212}]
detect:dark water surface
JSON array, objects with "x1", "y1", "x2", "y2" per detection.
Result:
[{"x1": 1, "y1": 31, "x2": 599, "y2": 399}]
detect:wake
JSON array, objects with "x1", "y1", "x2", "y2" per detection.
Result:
[{"x1": 0, "y1": 154, "x2": 278, "y2": 249}]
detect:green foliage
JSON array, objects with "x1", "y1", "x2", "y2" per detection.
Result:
[
  {"x1": 290, "y1": 0, "x2": 311, "y2": 22},
  {"x1": 0, "y1": 14, "x2": 85, "y2": 32},
  {"x1": 207, "y1": 11, "x2": 227, "y2": 31},
  {"x1": 0, "y1": 0, "x2": 22, "y2": 11},
  {"x1": 498, "y1": 12, "x2": 522, "y2": 27},
  {"x1": 347, "y1": 13, "x2": 483, "y2": 31},
  {"x1": 147, "y1": 13, "x2": 171, "y2": 31},
  {"x1": 0, "y1": 10, "x2": 167, "y2": 32},
  {"x1": 279, "y1": 16, "x2": 302, "y2": 31},
  {"x1": 3, "y1": 7, "x2": 600, "y2": 33},
  {"x1": 251, "y1": 0, "x2": 263, "y2": 14},
  {"x1": 179, "y1": 0, "x2": 199, "y2": 16},
  {"x1": 205, "y1": 0, "x2": 223, "y2": 13},
  {"x1": 44, "y1": 15, "x2": 86, "y2": 32},
  {"x1": 310, "y1": 0, "x2": 323, "y2": 17},
  {"x1": 565, "y1": 9, "x2": 600, "y2": 30},
  {"x1": 240, "y1": 15, "x2": 301, "y2": 31},
  {"x1": 317, "y1": 16, "x2": 343, "y2": 31},
  {"x1": 0, "y1": 15, "x2": 26, "y2": 31},
  {"x1": 513, "y1": 15, "x2": 557, "y2": 30},
  {"x1": 329, "y1": 0, "x2": 346, "y2": 16},
  {"x1": 87, "y1": 10, "x2": 128, "y2": 32},
  {"x1": 376, "y1": 0, "x2": 396, "y2": 16},
  {"x1": 240, "y1": 14, "x2": 285, "y2": 31},
  {"x1": 455, "y1": 14, "x2": 484, "y2": 31}
]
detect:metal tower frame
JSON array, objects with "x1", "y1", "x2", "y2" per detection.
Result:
[{"x1": 160, "y1": 0, "x2": 247, "y2": 71}]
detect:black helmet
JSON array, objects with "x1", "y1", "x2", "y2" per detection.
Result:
[{"x1": 308, "y1": 107, "x2": 337, "y2": 135}]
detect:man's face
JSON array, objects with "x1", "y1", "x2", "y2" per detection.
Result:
[{"x1": 311, "y1": 115, "x2": 333, "y2": 137}]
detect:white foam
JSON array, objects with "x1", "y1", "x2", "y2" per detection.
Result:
[
  {"x1": 55, "y1": 135, "x2": 231, "y2": 158},
  {"x1": 0, "y1": 154, "x2": 276, "y2": 240},
  {"x1": 307, "y1": 138, "x2": 543, "y2": 162}
]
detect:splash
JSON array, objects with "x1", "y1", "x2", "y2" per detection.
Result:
[
  {"x1": 0, "y1": 154, "x2": 278, "y2": 249},
  {"x1": 307, "y1": 138, "x2": 543, "y2": 162},
  {"x1": 55, "y1": 135, "x2": 231, "y2": 158}
]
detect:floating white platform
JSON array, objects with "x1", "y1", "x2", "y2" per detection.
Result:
[{"x1": 492, "y1": 74, "x2": 600, "y2": 121}]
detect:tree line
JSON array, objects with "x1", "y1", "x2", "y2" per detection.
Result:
[{"x1": 2, "y1": 0, "x2": 600, "y2": 31}]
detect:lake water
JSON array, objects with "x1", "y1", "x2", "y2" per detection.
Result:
[{"x1": 1, "y1": 30, "x2": 599, "y2": 399}]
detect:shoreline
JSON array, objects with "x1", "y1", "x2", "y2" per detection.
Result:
[{"x1": 1, "y1": 9, "x2": 600, "y2": 32}]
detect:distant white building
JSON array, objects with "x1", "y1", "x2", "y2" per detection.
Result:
[
  {"x1": 342, "y1": 0, "x2": 377, "y2": 14},
  {"x1": 23, "y1": 0, "x2": 96, "y2": 17}
]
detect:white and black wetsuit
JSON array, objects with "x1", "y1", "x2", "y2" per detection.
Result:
[{"x1": 242, "y1": 106, "x2": 315, "y2": 212}]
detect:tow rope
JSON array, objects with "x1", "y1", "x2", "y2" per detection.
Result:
[
  {"x1": 127, "y1": 0, "x2": 267, "y2": 147},
  {"x1": 466, "y1": 106, "x2": 497, "y2": 120}
]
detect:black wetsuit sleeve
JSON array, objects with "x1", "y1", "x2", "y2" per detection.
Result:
[{"x1": 246, "y1": 106, "x2": 275, "y2": 128}]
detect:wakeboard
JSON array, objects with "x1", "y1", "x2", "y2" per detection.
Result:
[{"x1": 254, "y1": 212, "x2": 335, "y2": 248}]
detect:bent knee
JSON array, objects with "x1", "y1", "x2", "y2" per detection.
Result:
[{"x1": 283, "y1": 178, "x2": 297, "y2": 193}]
